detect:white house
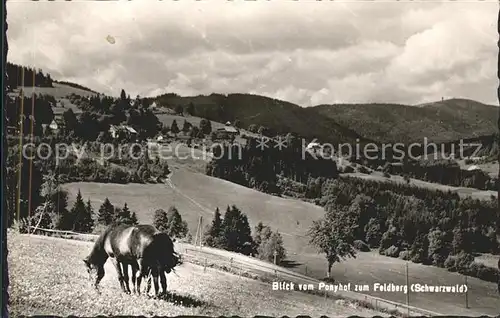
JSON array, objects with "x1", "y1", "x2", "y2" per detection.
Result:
[
  {"x1": 306, "y1": 142, "x2": 321, "y2": 150},
  {"x1": 48, "y1": 119, "x2": 59, "y2": 134},
  {"x1": 467, "y1": 165, "x2": 481, "y2": 171},
  {"x1": 109, "y1": 124, "x2": 138, "y2": 139}
]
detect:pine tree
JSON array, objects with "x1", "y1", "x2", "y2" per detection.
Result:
[
  {"x1": 97, "y1": 197, "x2": 115, "y2": 225},
  {"x1": 170, "y1": 120, "x2": 179, "y2": 136},
  {"x1": 130, "y1": 212, "x2": 139, "y2": 225},
  {"x1": 166, "y1": 206, "x2": 188, "y2": 239},
  {"x1": 86, "y1": 199, "x2": 94, "y2": 220},
  {"x1": 203, "y1": 207, "x2": 223, "y2": 247},
  {"x1": 220, "y1": 205, "x2": 255, "y2": 255},
  {"x1": 153, "y1": 208, "x2": 169, "y2": 232},
  {"x1": 115, "y1": 203, "x2": 134, "y2": 225},
  {"x1": 72, "y1": 191, "x2": 94, "y2": 233},
  {"x1": 182, "y1": 120, "x2": 191, "y2": 134}
]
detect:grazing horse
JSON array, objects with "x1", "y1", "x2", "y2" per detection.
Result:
[{"x1": 83, "y1": 224, "x2": 179, "y2": 296}]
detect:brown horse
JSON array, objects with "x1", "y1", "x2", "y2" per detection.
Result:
[{"x1": 83, "y1": 224, "x2": 179, "y2": 296}]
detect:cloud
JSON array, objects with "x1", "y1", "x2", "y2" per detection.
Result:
[{"x1": 6, "y1": 1, "x2": 499, "y2": 106}]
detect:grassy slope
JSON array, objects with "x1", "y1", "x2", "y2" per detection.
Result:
[
  {"x1": 292, "y1": 251, "x2": 500, "y2": 316},
  {"x1": 7, "y1": 233, "x2": 382, "y2": 317},
  {"x1": 64, "y1": 169, "x2": 324, "y2": 255},
  {"x1": 156, "y1": 114, "x2": 228, "y2": 132},
  {"x1": 312, "y1": 98, "x2": 498, "y2": 144},
  {"x1": 15, "y1": 82, "x2": 97, "y2": 117}
]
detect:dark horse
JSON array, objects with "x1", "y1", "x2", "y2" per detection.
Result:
[{"x1": 83, "y1": 224, "x2": 179, "y2": 296}]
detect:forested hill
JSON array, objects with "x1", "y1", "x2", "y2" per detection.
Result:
[
  {"x1": 311, "y1": 99, "x2": 499, "y2": 144},
  {"x1": 6, "y1": 62, "x2": 54, "y2": 88},
  {"x1": 147, "y1": 93, "x2": 372, "y2": 146}
]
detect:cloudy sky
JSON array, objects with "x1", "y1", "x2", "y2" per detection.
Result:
[{"x1": 7, "y1": 1, "x2": 499, "y2": 106}]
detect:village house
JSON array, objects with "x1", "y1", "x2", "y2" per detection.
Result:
[
  {"x1": 215, "y1": 122, "x2": 239, "y2": 139},
  {"x1": 109, "y1": 124, "x2": 138, "y2": 140},
  {"x1": 48, "y1": 119, "x2": 60, "y2": 134}
]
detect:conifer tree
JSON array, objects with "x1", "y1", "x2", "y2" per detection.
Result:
[
  {"x1": 72, "y1": 191, "x2": 94, "y2": 232},
  {"x1": 130, "y1": 212, "x2": 139, "y2": 225},
  {"x1": 115, "y1": 203, "x2": 134, "y2": 225},
  {"x1": 182, "y1": 120, "x2": 191, "y2": 134},
  {"x1": 220, "y1": 205, "x2": 255, "y2": 255},
  {"x1": 166, "y1": 206, "x2": 188, "y2": 239},
  {"x1": 170, "y1": 119, "x2": 180, "y2": 136},
  {"x1": 203, "y1": 207, "x2": 223, "y2": 247},
  {"x1": 97, "y1": 197, "x2": 115, "y2": 225},
  {"x1": 153, "y1": 208, "x2": 169, "y2": 232}
]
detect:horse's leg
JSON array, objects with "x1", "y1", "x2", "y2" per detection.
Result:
[
  {"x1": 159, "y1": 267, "x2": 167, "y2": 296},
  {"x1": 146, "y1": 269, "x2": 152, "y2": 296},
  {"x1": 110, "y1": 258, "x2": 127, "y2": 293},
  {"x1": 151, "y1": 266, "x2": 160, "y2": 298},
  {"x1": 121, "y1": 262, "x2": 131, "y2": 294},
  {"x1": 136, "y1": 258, "x2": 148, "y2": 295},
  {"x1": 130, "y1": 261, "x2": 138, "y2": 294}
]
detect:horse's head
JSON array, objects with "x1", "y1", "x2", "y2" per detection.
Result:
[{"x1": 83, "y1": 257, "x2": 104, "y2": 288}]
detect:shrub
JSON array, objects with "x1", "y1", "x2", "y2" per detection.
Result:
[
  {"x1": 454, "y1": 252, "x2": 475, "y2": 274},
  {"x1": 353, "y1": 240, "x2": 370, "y2": 252},
  {"x1": 343, "y1": 165, "x2": 355, "y2": 173},
  {"x1": 471, "y1": 262, "x2": 498, "y2": 283},
  {"x1": 403, "y1": 175, "x2": 411, "y2": 184},
  {"x1": 12, "y1": 218, "x2": 30, "y2": 234},
  {"x1": 444, "y1": 252, "x2": 474, "y2": 273},
  {"x1": 379, "y1": 226, "x2": 400, "y2": 251},
  {"x1": 257, "y1": 231, "x2": 287, "y2": 264},
  {"x1": 399, "y1": 250, "x2": 411, "y2": 260},
  {"x1": 444, "y1": 255, "x2": 458, "y2": 272},
  {"x1": 357, "y1": 166, "x2": 371, "y2": 175},
  {"x1": 108, "y1": 167, "x2": 129, "y2": 184},
  {"x1": 383, "y1": 245, "x2": 400, "y2": 257},
  {"x1": 383, "y1": 172, "x2": 391, "y2": 178}
]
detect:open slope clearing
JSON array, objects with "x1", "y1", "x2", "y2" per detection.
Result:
[
  {"x1": 343, "y1": 172, "x2": 497, "y2": 200},
  {"x1": 64, "y1": 169, "x2": 324, "y2": 255},
  {"x1": 14, "y1": 83, "x2": 98, "y2": 117},
  {"x1": 7, "y1": 232, "x2": 383, "y2": 317}
]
